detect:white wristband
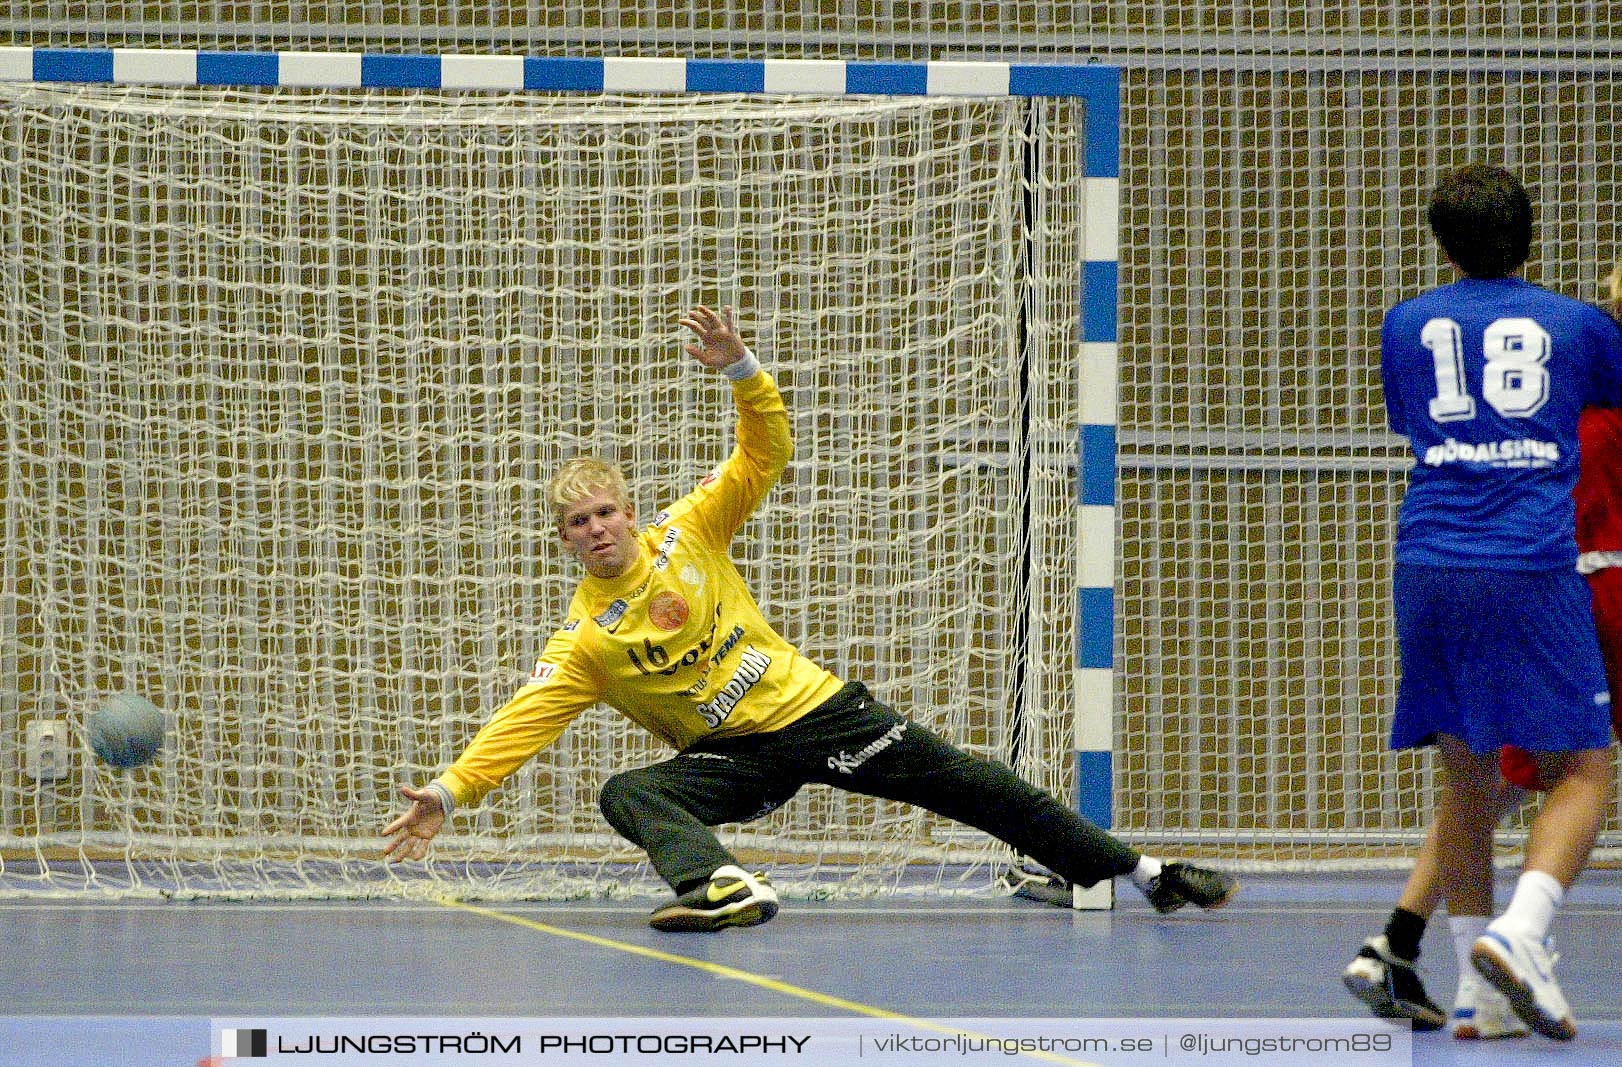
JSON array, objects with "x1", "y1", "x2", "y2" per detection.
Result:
[
  {"x1": 425, "y1": 780, "x2": 456, "y2": 818},
  {"x1": 722, "y1": 349, "x2": 761, "y2": 381}
]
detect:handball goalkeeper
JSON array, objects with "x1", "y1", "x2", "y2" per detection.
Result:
[{"x1": 384, "y1": 303, "x2": 1237, "y2": 931}]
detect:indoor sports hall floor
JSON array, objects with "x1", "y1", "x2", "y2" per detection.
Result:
[{"x1": 2, "y1": 870, "x2": 1617, "y2": 1066}]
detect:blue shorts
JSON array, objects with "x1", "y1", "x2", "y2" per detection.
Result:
[{"x1": 1391, "y1": 563, "x2": 1614, "y2": 755}]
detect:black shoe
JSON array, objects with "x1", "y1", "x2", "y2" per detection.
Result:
[
  {"x1": 648, "y1": 865, "x2": 779, "y2": 932},
  {"x1": 1342, "y1": 935, "x2": 1446, "y2": 1031},
  {"x1": 1143, "y1": 861, "x2": 1238, "y2": 914}
]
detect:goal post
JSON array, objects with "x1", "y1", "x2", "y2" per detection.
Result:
[{"x1": 0, "y1": 53, "x2": 1119, "y2": 900}]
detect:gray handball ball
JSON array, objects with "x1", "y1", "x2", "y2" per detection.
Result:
[{"x1": 88, "y1": 693, "x2": 166, "y2": 769}]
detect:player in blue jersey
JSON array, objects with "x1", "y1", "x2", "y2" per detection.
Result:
[
  {"x1": 1371, "y1": 164, "x2": 1622, "y2": 1040},
  {"x1": 1345, "y1": 261, "x2": 1622, "y2": 1042}
]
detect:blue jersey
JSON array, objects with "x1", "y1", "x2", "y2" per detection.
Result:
[{"x1": 1382, "y1": 276, "x2": 1622, "y2": 569}]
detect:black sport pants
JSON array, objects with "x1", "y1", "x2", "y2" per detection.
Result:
[{"x1": 597, "y1": 681, "x2": 1139, "y2": 890}]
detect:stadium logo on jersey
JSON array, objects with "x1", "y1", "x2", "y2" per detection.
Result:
[
  {"x1": 827, "y1": 722, "x2": 907, "y2": 775},
  {"x1": 696, "y1": 646, "x2": 772, "y2": 728},
  {"x1": 528, "y1": 661, "x2": 557, "y2": 685},
  {"x1": 650, "y1": 510, "x2": 671, "y2": 527},
  {"x1": 649, "y1": 590, "x2": 690, "y2": 631},
  {"x1": 594, "y1": 599, "x2": 629, "y2": 630},
  {"x1": 561, "y1": 618, "x2": 581, "y2": 632}
]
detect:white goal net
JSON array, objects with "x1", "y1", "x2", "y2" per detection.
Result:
[{"x1": 0, "y1": 84, "x2": 1089, "y2": 898}]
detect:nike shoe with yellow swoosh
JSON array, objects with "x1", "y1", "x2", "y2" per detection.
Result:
[{"x1": 649, "y1": 865, "x2": 779, "y2": 932}]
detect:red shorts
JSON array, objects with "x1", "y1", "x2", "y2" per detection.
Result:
[
  {"x1": 1498, "y1": 745, "x2": 1545, "y2": 791},
  {"x1": 1499, "y1": 566, "x2": 1622, "y2": 790}
]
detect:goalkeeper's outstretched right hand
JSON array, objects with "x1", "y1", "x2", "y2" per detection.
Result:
[{"x1": 382, "y1": 784, "x2": 446, "y2": 862}]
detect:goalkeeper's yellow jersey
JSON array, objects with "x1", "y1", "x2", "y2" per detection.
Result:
[{"x1": 434, "y1": 368, "x2": 845, "y2": 811}]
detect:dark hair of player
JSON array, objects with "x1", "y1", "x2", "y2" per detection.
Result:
[{"x1": 1426, "y1": 163, "x2": 1533, "y2": 279}]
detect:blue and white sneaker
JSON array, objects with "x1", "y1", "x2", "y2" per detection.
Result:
[
  {"x1": 1470, "y1": 927, "x2": 1575, "y2": 1041},
  {"x1": 1450, "y1": 975, "x2": 1528, "y2": 1040}
]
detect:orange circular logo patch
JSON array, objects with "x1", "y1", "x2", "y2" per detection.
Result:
[{"x1": 648, "y1": 591, "x2": 690, "y2": 631}]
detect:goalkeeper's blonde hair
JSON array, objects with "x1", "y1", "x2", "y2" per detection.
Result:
[{"x1": 548, "y1": 457, "x2": 632, "y2": 527}]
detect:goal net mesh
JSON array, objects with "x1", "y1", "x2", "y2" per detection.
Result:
[
  {"x1": 5, "y1": 64, "x2": 1620, "y2": 900},
  {"x1": 1112, "y1": 70, "x2": 1622, "y2": 865},
  {"x1": 0, "y1": 84, "x2": 1088, "y2": 898}
]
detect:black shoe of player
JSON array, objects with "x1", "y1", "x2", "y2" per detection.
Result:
[
  {"x1": 1342, "y1": 935, "x2": 1447, "y2": 1031},
  {"x1": 648, "y1": 865, "x2": 779, "y2": 932},
  {"x1": 1143, "y1": 861, "x2": 1238, "y2": 914}
]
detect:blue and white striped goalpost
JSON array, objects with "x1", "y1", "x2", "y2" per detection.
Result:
[
  {"x1": 1, "y1": 48, "x2": 1121, "y2": 907},
  {"x1": 1075, "y1": 97, "x2": 1120, "y2": 911}
]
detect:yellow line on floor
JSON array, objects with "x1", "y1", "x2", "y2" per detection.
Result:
[{"x1": 438, "y1": 896, "x2": 1102, "y2": 1067}]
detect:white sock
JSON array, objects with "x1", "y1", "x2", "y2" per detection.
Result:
[
  {"x1": 1130, "y1": 855, "x2": 1163, "y2": 891},
  {"x1": 1492, "y1": 870, "x2": 1564, "y2": 940},
  {"x1": 1449, "y1": 914, "x2": 1491, "y2": 989}
]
